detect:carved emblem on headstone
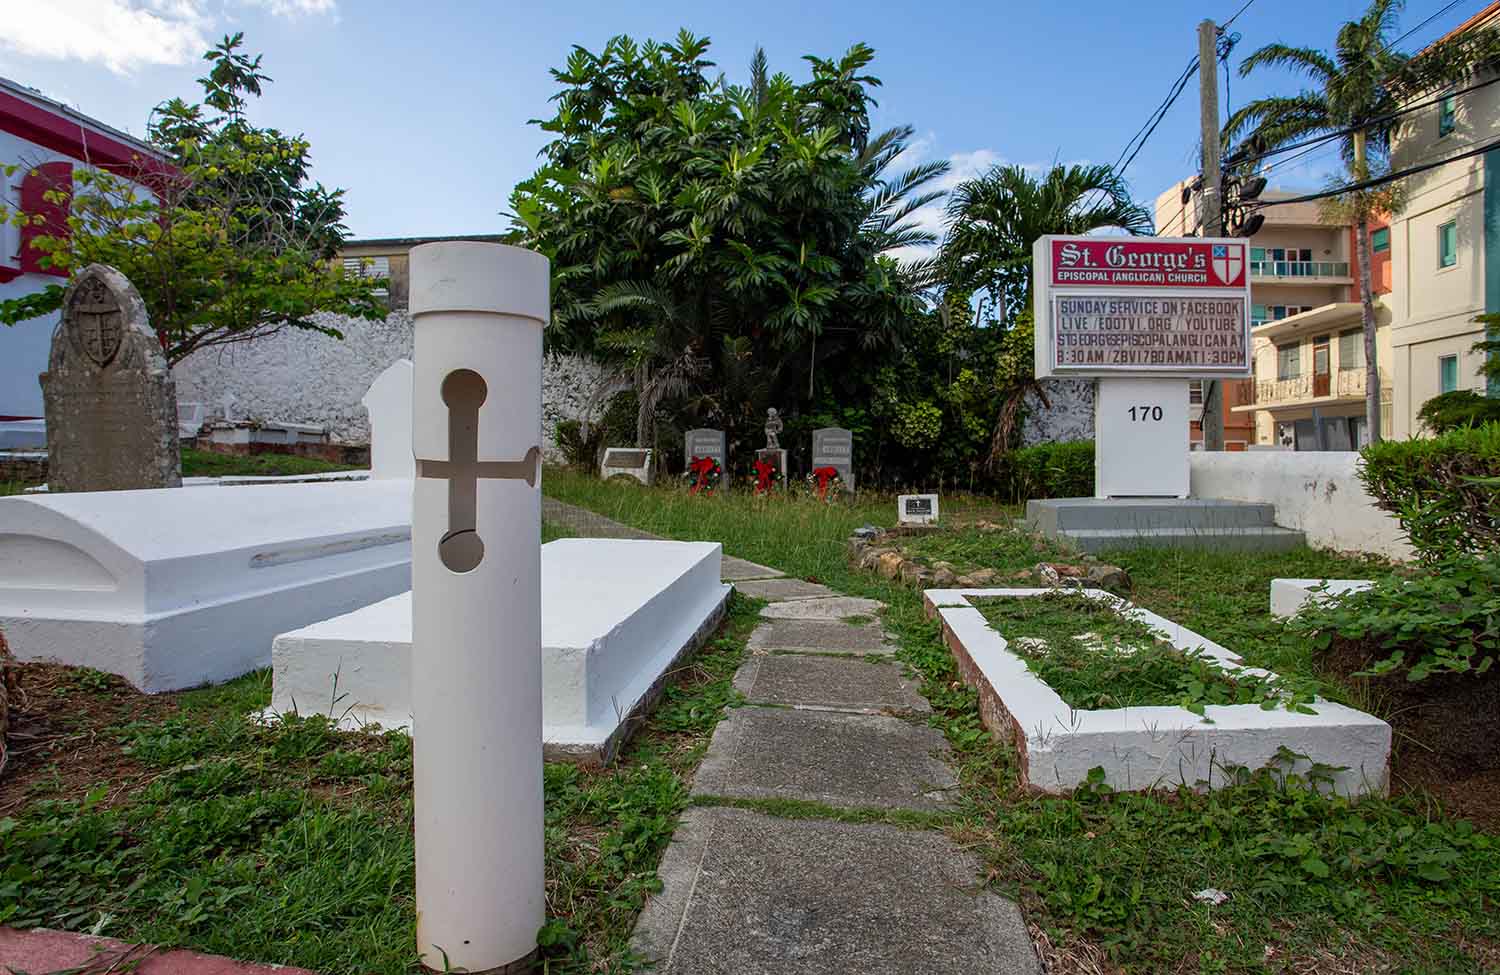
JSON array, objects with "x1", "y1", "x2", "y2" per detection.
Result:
[{"x1": 68, "y1": 274, "x2": 125, "y2": 368}]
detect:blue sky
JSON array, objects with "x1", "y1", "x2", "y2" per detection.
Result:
[{"x1": 4, "y1": 0, "x2": 1480, "y2": 242}]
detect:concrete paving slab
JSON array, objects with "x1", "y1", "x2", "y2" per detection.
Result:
[
  {"x1": 721, "y1": 556, "x2": 786, "y2": 581},
  {"x1": 631, "y1": 807, "x2": 1040, "y2": 975},
  {"x1": 759, "y1": 595, "x2": 884, "y2": 620},
  {"x1": 734, "y1": 578, "x2": 837, "y2": 601},
  {"x1": 693, "y1": 706, "x2": 956, "y2": 811},
  {"x1": 746, "y1": 619, "x2": 893, "y2": 656},
  {"x1": 733, "y1": 654, "x2": 929, "y2": 714}
]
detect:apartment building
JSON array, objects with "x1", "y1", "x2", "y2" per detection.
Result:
[
  {"x1": 1154, "y1": 183, "x2": 1385, "y2": 449},
  {"x1": 1384, "y1": 3, "x2": 1500, "y2": 437}
]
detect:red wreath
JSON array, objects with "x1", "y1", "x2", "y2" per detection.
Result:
[
  {"x1": 688, "y1": 455, "x2": 721, "y2": 495},
  {"x1": 811, "y1": 465, "x2": 839, "y2": 500},
  {"x1": 754, "y1": 459, "x2": 777, "y2": 495}
]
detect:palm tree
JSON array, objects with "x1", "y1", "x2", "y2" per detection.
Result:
[
  {"x1": 1226, "y1": 0, "x2": 1499, "y2": 443},
  {"x1": 939, "y1": 163, "x2": 1154, "y2": 325},
  {"x1": 938, "y1": 163, "x2": 1153, "y2": 461}
]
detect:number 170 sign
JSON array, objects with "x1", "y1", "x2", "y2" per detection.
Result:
[{"x1": 1032, "y1": 235, "x2": 1253, "y2": 379}]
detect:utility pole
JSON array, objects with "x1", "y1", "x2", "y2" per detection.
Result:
[{"x1": 1198, "y1": 18, "x2": 1225, "y2": 451}]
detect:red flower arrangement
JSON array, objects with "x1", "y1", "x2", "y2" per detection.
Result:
[
  {"x1": 686, "y1": 455, "x2": 723, "y2": 495},
  {"x1": 754, "y1": 458, "x2": 778, "y2": 495},
  {"x1": 807, "y1": 465, "x2": 843, "y2": 501}
]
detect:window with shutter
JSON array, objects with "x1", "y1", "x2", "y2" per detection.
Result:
[
  {"x1": 342, "y1": 255, "x2": 390, "y2": 297},
  {"x1": 18, "y1": 161, "x2": 72, "y2": 277}
]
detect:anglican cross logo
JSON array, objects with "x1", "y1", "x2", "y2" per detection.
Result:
[{"x1": 1211, "y1": 244, "x2": 1244, "y2": 286}]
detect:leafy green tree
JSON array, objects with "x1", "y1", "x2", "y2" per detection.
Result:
[
  {"x1": 1226, "y1": 0, "x2": 1500, "y2": 441},
  {"x1": 938, "y1": 163, "x2": 1152, "y2": 463},
  {"x1": 510, "y1": 31, "x2": 946, "y2": 451},
  {"x1": 939, "y1": 163, "x2": 1153, "y2": 326},
  {"x1": 0, "y1": 34, "x2": 384, "y2": 364}
]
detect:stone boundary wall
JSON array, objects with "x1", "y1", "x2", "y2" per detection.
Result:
[
  {"x1": 174, "y1": 311, "x2": 617, "y2": 456},
  {"x1": 0, "y1": 454, "x2": 46, "y2": 484},
  {"x1": 1189, "y1": 451, "x2": 1412, "y2": 561}
]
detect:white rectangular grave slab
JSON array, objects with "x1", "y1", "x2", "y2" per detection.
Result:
[
  {"x1": 0, "y1": 481, "x2": 413, "y2": 692},
  {"x1": 1270, "y1": 578, "x2": 1375, "y2": 619},
  {"x1": 898, "y1": 493, "x2": 939, "y2": 526},
  {"x1": 925, "y1": 587, "x2": 1390, "y2": 797},
  {"x1": 269, "y1": 538, "x2": 731, "y2": 763}
]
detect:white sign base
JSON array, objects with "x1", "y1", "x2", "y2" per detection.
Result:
[{"x1": 1094, "y1": 378, "x2": 1189, "y2": 498}]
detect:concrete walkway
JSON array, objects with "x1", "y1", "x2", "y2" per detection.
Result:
[{"x1": 545, "y1": 496, "x2": 1039, "y2": 972}]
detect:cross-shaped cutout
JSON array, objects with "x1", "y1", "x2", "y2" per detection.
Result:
[{"x1": 416, "y1": 368, "x2": 540, "y2": 573}]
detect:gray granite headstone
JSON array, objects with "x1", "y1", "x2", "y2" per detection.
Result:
[
  {"x1": 40, "y1": 264, "x2": 181, "y2": 492},
  {"x1": 811, "y1": 426, "x2": 854, "y2": 493},
  {"x1": 684, "y1": 428, "x2": 727, "y2": 490}
]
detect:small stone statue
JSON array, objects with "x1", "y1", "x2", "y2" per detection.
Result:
[{"x1": 764, "y1": 407, "x2": 783, "y2": 450}]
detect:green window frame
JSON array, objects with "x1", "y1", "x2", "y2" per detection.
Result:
[
  {"x1": 1372, "y1": 227, "x2": 1390, "y2": 252},
  {"x1": 1277, "y1": 343, "x2": 1301, "y2": 380},
  {"x1": 1252, "y1": 303, "x2": 1267, "y2": 326},
  {"x1": 1440, "y1": 354, "x2": 1459, "y2": 393},
  {"x1": 1250, "y1": 247, "x2": 1266, "y2": 262},
  {"x1": 1338, "y1": 328, "x2": 1365, "y2": 371},
  {"x1": 1440, "y1": 95, "x2": 1457, "y2": 137},
  {"x1": 1439, "y1": 221, "x2": 1458, "y2": 268}
]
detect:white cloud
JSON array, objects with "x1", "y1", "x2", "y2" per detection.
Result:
[
  {"x1": 240, "y1": 0, "x2": 337, "y2": 16},
  {"x1": 887, "y1": 140, "x2": 1006, "y2": 263},
  {"x1": 0, "y1": 0, "x2": 337, "y2": 75},
  {"x1": 0, "y1": 0, "x2": 211, "y2": 75}
]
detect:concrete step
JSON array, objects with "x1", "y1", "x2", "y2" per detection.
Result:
[
  {"x1": 1028, "y1": 497, "x2": 1281, "y2": 532},
  {"x1": 1060, "y1": 525, "x2": 1308, "y2": 554}
]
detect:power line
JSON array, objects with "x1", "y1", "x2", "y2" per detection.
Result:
[
  {"x1": 1251, "y1": 132, "x2": 1500, "y2": 207},
  {"x1": 1386, "y1": 0, "x2": 1471, "y2": 51},
  {"x1": 1227, "y1": 71, "x2": 1500, "y2": 170},
  {"x1": 1111, "y1": 56, "x2": 1200, "y2": 177},
  {"x1": 1220, "y1": 0, "x2": 1257, "y2": 31}
]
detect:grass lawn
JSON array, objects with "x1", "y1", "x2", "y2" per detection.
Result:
[
  {"x1": 179, "y1": 448, "x2": 367, "y2": 479},
  {"x1": 1, "y1": 515, "x2": 760, "y2": 974},
  {"x1": 541, "y1": 468, "x2": 1500, "y2": 975},
  {"x1": 0, "y1": 482, "x2": 25, "y2": 497}
]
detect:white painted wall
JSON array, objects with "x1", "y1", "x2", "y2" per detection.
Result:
[
  {"x1": 174, "y1": 308, "x2": 616, "y2": 453},
  {"x1": 1189, "y1": 451, "x2": 1412, "y2": 560}
]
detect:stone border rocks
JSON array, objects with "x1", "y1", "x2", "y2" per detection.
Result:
[
  {"x1": 847, "y1": 525, "x2": 1129, "y2": 593},
  {"x1": 924, "y1": 587, "x2": 1391, "y2": 797}
]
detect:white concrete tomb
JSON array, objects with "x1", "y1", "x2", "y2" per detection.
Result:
[
  {"x1": 1270, "y1": 578, "x2": 1375, "y2": 619},
  {"x1": 0, "y1": 481, "x2": 413, "y2": 692},
  {"x1": 269, "y1": 537, "x2": 730, "y2": 763}
]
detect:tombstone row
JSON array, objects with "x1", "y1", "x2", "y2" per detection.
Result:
[{"x1": 598, "y1": 424, "x2": 855, "y2": 493}]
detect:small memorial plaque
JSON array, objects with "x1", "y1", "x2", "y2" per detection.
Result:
[
  {"x1": 898, "y1": 493, "x2": 939, "y2": 526},
  {"x1": 600, "y1": 447, "x2": 652, "y2": 486}
]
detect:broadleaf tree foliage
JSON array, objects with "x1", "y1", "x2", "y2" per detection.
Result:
[
  {"x1": 0, "y1": 34, "x2": 385, "y2": 364},
  {"x1": 509, "y1": 31, "x2": 948, "y2": 452}
]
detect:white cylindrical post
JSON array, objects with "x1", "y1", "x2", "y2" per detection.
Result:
[{"x1": 410, "y1": 241, "x2": 549, "y2": 973}]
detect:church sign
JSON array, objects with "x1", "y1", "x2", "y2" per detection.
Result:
[{"x1": 1033, "y1": 236, "x2": 1252, "y2": 379}]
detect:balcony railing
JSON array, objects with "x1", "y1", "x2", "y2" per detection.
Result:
[
  {"x1": 1248, "y1": 368, "x2": 1392, "y2": 407},
  {"x1": 1250, "y1": 260, "x2": 1350, "y2": 279}
]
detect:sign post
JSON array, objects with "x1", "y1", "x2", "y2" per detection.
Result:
[{"x1": 1033, "y1": 235, "x2": 1251, "y2": 498}]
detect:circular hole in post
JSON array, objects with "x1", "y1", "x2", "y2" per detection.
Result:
[
  {"x1": 440, "y1": 529, "x2": 484, "y2": 573},
  {"x1": 442, "y1": 368, "x2": 487, "y2": 409}
]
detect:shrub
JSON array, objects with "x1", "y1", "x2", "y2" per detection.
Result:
[
  {"x1": 1416, "y1": 390, "x2": 1500, "y2": 433},
  {"x1": 1358, "y1": 423, "x2": 1500, "y2": 559},
  {"x1": 553, "y1": 420, "x2": 603, "y2": 470},
  {"x1": 1003, "y1": 440, "x2": 1094, "y2": 502},
  {"x1": 1291, "y1": 552, "x2": 1500, "y2": 682}
]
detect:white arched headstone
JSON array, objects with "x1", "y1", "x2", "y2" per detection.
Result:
[{"x1": 362, "y1": 359, "x2": 414, "y2": 479}]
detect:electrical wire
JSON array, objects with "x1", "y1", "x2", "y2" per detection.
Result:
[
  {"x1": 1250, "y1": 133, "x2": 1500, "y2": 207},
  {"x1": 1220, "y1": 0, "x2": 1257, "y2": 31}
]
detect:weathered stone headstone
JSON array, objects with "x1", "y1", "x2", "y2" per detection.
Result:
[
  {"x1": 811, "y1": 426, "x2": 854, "y2": 493},
  {"x1": 601, "y1": 447, "x2": 652, "y2": 485},
  {"x1": 41, "y1": 264, "x2": 181, "y2": 492},
  {"x1": 363, "y1": 358, "x2": 415, "y2": 479},
  {"x1": 684, "y1": 428, "x2": 727, "y2": 490}
]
